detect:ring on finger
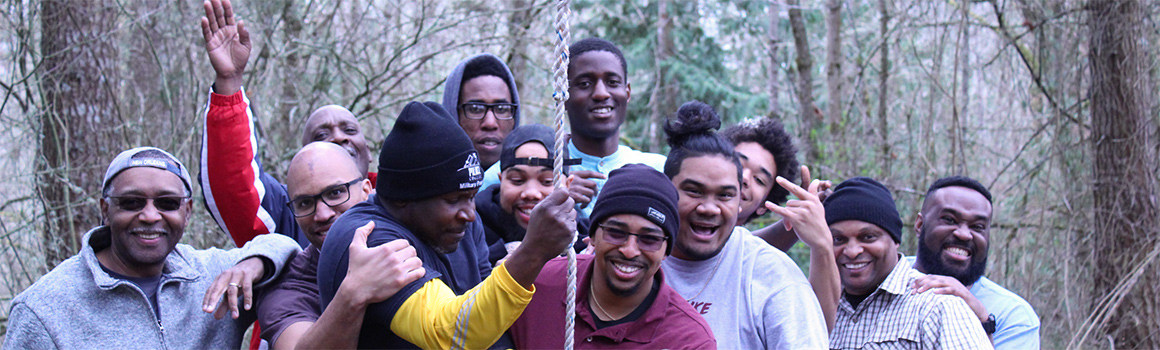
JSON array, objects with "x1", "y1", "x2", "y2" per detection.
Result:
[{"x1": 228, "y1": 282, "x2": 240, "y2": 288}]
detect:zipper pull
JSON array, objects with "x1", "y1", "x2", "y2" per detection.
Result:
[{"x1": 158, "y1": 319, "x2": 165, "y2": 333}]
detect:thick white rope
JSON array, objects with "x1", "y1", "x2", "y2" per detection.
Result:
[{"x1": 550, "y1": 0, "x2": 575, "y2": 349}]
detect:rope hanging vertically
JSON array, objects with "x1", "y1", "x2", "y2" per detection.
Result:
[{"x1": 549, "y1": 0, "x2": 575, "y2": 349}]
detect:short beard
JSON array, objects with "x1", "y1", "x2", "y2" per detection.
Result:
[{"x1": 916, "y1": 231, "x2": 987, "y2": 286}]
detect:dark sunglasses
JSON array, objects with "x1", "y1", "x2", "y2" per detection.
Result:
[
  {"x1": 598, "y1": 224, "x2": 667, "y2": 252},
  {"x1": 106, "y1": 196, "x2": 190, "y2": 212}
]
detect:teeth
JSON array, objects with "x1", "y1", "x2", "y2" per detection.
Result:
[
  {"x1": 518, "y1": 208, "x2": 532, "y2": 214},
  {"x1": 845, "y1": 262, "x2": 869, "y2": 269},
  {"x1": 482, "y1": 140, "x2": 499, "y2": 146},
  {"x1": 138, "y1": 233, "x2": 161, "y2": 240},
  {"x1": 613, "y1": 262, "x2": 641, "y2": 274},
  {"x1": 946, "y1": 247, "x2": 970, "y2": 257},
  {"x1": 592, "y1": 107, "x2": 611, "y2": 114}
]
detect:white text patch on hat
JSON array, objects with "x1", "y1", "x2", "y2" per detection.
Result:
[{"x1": 647, "y1": 207, "x2": 665, "y2": 224}]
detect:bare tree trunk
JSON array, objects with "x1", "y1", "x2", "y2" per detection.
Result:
[
  {"x1": 38, "y1": 0, "x2": 121, "y2": 268},
  {"x1": 786, "y1": 0, "x2": 821, "y2": 165},
  {"x1": 952, "y1": 6, "x2": 969, "y2": 174},
  {"x1": 824, "y1": 0, "x2": 844, "y2": 173},
  {"x1": 875, "y1": 0, "x2": 890, "y2": 172},
  {"x1": 648, "y1": 0, "x2": 676, "y2": 152},
  {"x1": 1089, "y1": 0, "x2": 1160, "y2": 347},
  {"x1": 506, "y1": 0, "x2": 536, "y2": 97},
  {"x1": 767, "y1": 0, "x2": 782, "y2": 116}
]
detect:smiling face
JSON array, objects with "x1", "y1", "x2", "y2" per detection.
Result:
[
  {"x1": 286, "y1": 142, "x2": 373, "y2": 248},
  {"x1": 301, "y1": 105, "x2": 372, "y2": 176},
  {"x1": 831, "y1": 220, "x2": 900, "y2": 296},
  {"x1": 914, "y1": 186, "x2": 992, "y2": 286},
  {"x1": 671, "y1": 155, "x2": 741, "y2": 261},
  {"x1": 592, "y1": 214, "x2": 666, "y2": 298},
  {"x1": 458, "y1": 75, "x2": 516, "y2": 170},
  {"x1": 99, "y1": 167, "x2": 191, "y2": 277},
  {"x1": 394, "y1": 189, "x2": 477, "y2": 254},
  {"x1": 735, "y1": 142, "x2": 778, "y2": 224},
  {"x1": 498, "y1": 142, "x2": 553, "y2": 228},
  {"x1": 566, "y1": 50, "x2": 631, "y2": 143}
]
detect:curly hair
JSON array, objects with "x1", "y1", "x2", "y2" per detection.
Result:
[
  {"x1": 721, "y1": 117, "x2": 800, "y2": 208},
  {"x1": 569, "y1": 37, "x2": 628, "y2": 77}
]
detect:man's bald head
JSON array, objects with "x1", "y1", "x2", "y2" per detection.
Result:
[
  {"x1": 301, "y1": 105, "x2": 373, "y2": 175},
  {"x1": 286, "y1": 142, "x2": 372, "y2": 248}
]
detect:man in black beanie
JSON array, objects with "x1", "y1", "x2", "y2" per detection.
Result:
[
  {"x1": 507, "y1": 164, "x2": 716, "y2": 348},
  {"x1": 316, "y1": 101, "x2": 577, "y2": 349},
  {"x1": 825, "y1": 177, "x2": 992, "y2": 349}
]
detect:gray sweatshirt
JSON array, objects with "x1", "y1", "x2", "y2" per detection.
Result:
[{"x1": 3, "y1": 226, "x2": 299, "y2": 349}]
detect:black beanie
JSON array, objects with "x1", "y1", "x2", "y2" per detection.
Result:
[
  {"x1": 499, "y1": 124, "x2": 556, "y2": 171},
  {"x1": 822, "y1": 177, "x2": 903, "y2": 243},
  {"x1": 377, "y1": 101, "x2": 483, "y2": 201},
  {"x1": 589, "y1": 164, "x2": 680, "y2": 255}
]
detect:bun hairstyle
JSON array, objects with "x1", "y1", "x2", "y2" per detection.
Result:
[{"x1": 662, "y1": 101, "x2": 742, "y2": 184}]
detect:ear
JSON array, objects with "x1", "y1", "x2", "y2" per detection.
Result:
[
  {"x1": 754, "y1": 205, "x2": 768, "y2": 216},
  {"x1": 625, "y1": 82, "x2": 632, "y2": 102},
  {"x1": 359, "y1": 179, "x2": 373, "y2": 196},
  {"x1": 99, "y1": 198, "x2": 110, "y2": 224},
  {"x1": 914, "y1": 213, "x2": 924, "y2": 238}
]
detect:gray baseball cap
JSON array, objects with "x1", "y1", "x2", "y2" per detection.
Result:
[{"x1": 101, "y1": 147, "x2": 192, "y2": 195}]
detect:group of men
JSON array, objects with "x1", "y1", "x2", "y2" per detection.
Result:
[{"x1": 3, "y1": 0, "x2": 1040, "y2": 349}]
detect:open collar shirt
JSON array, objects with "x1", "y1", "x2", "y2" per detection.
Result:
[{"x1": 830, "y1": 254, "x2": 993, "y2": 350}]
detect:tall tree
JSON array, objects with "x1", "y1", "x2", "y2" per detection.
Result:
[
  {"x1": 875, "y1": 0, "x2": 890, "y2": 172},
  {"x1": 824, "y1": 0, "x2": 842, "y2": 133},
  {"x1": 648, "y1": 0, "x2": 676, "y2": 152},
  {"x1": 786, "y1": 0, "x2": 821, "y2": 164},
  {"x1": 767, "y1": 0, "x2": 782, "y2": 116},
  {"x1": 37, "y1": 0, "x2": 121, "y2": 267},
  {"x1": 1088, "y1": 0, "x2": 1159, "y2": 347}
]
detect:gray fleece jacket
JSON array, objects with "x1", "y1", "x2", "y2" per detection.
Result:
[{"x1": 3, "y1": 226, "x2": 298, "y2": 349}]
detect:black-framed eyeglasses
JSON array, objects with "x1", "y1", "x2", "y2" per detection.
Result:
[
  {"x1": 106, "y1": 195, "x2": 191, "y2": 212},
  {"x1": 286, "y1": 178, "x2": 364, "y2": 218},
  {"x1": 459, "y1": 102, "x2": 517, "y2": 120},
  {"x1": 597, "y1": 224, "x2": 668, "y2": 252}
]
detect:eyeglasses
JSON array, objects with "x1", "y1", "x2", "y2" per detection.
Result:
[
  {"x1": 459, "y1": 102, "x2": 517, "y2": 120},
  {"x1": 597, "y1": 224, "x2": 668, "y2": 252},
  {"x1": 286, "y1": 178, "x2": 364, "y2": 218},
  {"x1": 106, "y1": 196, "x2": 190, "y2": 212}
]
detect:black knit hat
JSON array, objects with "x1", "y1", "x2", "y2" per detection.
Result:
[
  {"x1": 822, "y1": 177, "x2": 903, "y2": 243},
  {"x1": 589, "y1": 164, "x2": 680, "y2": 255},
  {"x1": 377, "y1": 101, "x2": 483, "y2": 201}
]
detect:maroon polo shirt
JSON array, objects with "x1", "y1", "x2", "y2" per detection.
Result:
[{"x1": 509, "y1": 255, "x2": 717, "y2": 349}]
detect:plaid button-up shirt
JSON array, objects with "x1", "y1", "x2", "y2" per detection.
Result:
[{"x1": 830, "y1": 254, "x2": 993, "y2": 350}]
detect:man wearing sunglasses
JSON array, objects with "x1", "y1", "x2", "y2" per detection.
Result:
[
  {"x1": 251, "y1": 142, "x2": 426, "y2": 350},
  {"x1": 442, "y1": 53, "x2": 522, "y2": 172},
  {"x1": 5, "y1": 147, "x2": 299, "y2": 349},
  {"x1": 508, "y1": 164, "x2": 715, "y2": 348}
]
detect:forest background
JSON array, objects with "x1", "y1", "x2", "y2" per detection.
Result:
[{"x1": 1, "y1": 0, "x2": 1157, "y2": 348}]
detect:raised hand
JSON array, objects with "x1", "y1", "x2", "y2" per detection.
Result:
[
  {"x1": 765, "y1": 174, "x2": 831, "y2": 249},
  {"x1": 200, "y1": 0, "x2": 251, "y2": 95}
]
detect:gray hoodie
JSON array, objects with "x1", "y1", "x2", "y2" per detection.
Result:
[
  {"x1": 441, "y1": 53, "x2": 522, "y2": 126},
  {"x1": 3, "y1": 226, "x2": 298, "y2": 349}
]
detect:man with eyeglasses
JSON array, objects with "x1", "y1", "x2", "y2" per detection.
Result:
[
  {"x1": 508, "y1": 164, "x2": 715, "y2": 348},
  {"x1": 4, "y1": 147, "x2": 299, "y2": 349},
  {"x1": 443, "y1": 53, "x2": 523, "y2": 172},
  {"x1": 250, "y1": 142, "x2": 426, "y2": 350}
]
